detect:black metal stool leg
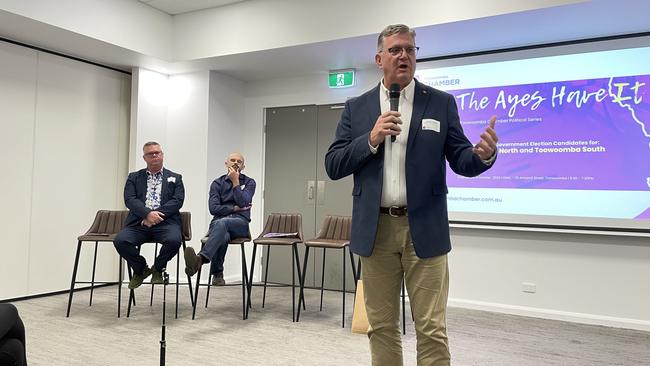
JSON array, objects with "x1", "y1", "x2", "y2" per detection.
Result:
[
  {"x1": 291, "y1": 244, "x2": 296, "y2": 322},
  {"x1": 89, "y1": 241, "x2": 99, "y2": 306},
  {"x1": 262, "y1": 245, "x2": 270, "y2": 308},
  {"x1": 320, "y1": 248, "x2": 326, "y2": 311},
  {"x1": 150, "y1": 243, "x2": 159, "y2": 306},
  {"x1": 342, "y1": 248, "x2": 346, "y2": 328},
  {"x1": 296, "y1": 246, "x2": 310, "y2": 322},
  {"x1": 192, "y1": 263, "x2": 202, "y2": 320},
  {"x1": 182, "y1": 242, "x2": 195, "y2": 308},
  {"x1": 239, "y1": 243, "x2": 247, "y2": 320},
  {"x1": 127, "y1": 265, "x2": 135, "y2": 318},
  {"x1": 349, "y1": 247, "x2": 358, "y2": 290},
  {"x1": 117, "y1": 256, "x2": 122, "y2": 318},
  {"x1": 357, "y1": 258, "x2": 361, "y2": 279},
  {"x1": 66, "y1": 240, "x2": 83, "y2": 317},
  {"x1": 245, "y1": 243, "x2": 258, "y2": 318},
  {"x1": 175, "y1": 247, "x2": 180, "y2": 319},
  {"x1": 205, "y1": 274, "x2": 212, "y2": 308}
]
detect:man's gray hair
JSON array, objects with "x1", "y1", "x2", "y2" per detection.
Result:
[
  {"x1": 142, "y1": 141, "x2": 160, "y2": 150},
  {"x1": 377, "y1": 24, "x2": 416, "y2": 52}
]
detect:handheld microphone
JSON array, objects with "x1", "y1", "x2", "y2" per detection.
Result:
[{"x1": 389, "y1": 83, "x2": 400, "y2": 142}]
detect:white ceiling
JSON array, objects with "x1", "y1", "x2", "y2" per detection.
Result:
[
  {"x1": 137, "y1": 0, "x2": 247, "y2": 15},
  {"x1": 0, "y1": 1, "x2": 648, "y2": 82}
]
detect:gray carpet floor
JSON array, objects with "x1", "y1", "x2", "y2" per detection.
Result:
[{"x1": 10, "y1": 284, "x2": 650, "y2": 365}]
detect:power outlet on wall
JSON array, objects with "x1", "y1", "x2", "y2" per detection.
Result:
[{"x1": 521, "y1": 282, "x2": 537, "y2": 293}]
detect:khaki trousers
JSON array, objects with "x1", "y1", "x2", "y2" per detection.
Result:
[{"x1": 360, "y1": 214, "x2": 450, "y2": 366}]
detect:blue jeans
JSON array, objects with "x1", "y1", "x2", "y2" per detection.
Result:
[{"x1": 199, "y1": 216, "x2": 249, "y2": 275}]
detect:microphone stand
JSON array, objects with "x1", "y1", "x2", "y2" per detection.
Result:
[{"x1": 159, "y1": 270, "x2": 169, "y2": 366}]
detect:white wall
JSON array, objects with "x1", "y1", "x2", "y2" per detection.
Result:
[
  {"x1": 129, "y1": 68, "x2": 211, "y2": 277},
  {"x1": 0, "y1": 41, "x2": 130, "y2": 299},
  {"x1": 206, "y1": 71, "x2": 247, "y2": 282},
  {"x1": 449, "y1": 228, "x2": 650, "y2": 330},
  {"x1": 238, "y1": 67, "x2": 650, "y2": 331}
]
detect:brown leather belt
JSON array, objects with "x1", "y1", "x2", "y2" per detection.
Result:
[{"x1": 380, "y1": 206, "x2": 408, "y2": 217}]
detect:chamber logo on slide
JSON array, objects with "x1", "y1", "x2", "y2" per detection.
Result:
[{"x1": 421, "y1": 75, "x2": 461, "y2": 88}]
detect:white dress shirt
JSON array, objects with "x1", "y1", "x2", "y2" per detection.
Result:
[
  {"x1": 378, "y1": 79, "x2": 415, "y2": 207},
  {"x1": 369, "y1": 79, "x2": 495, "y2": 207}
]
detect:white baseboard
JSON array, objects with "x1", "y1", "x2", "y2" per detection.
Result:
[{"x1": 448, "y1": 298, "x2": 650, "y2": 332}]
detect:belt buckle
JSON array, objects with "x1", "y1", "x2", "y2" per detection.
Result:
[{"x1": 389, "y1": 205, "x2": 401, "y2": 217}]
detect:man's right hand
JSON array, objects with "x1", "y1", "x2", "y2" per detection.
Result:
[
  {"x1": 369, "y1": 111, "x2": 402, "y2": 147},
  {"x1": 227, "y1": 166, "x2": 240, "y2": 186}
]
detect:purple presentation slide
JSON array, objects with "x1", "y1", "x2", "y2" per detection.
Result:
[{"x1": 448, "y1": 75, "x2": 650, "y2": 191}]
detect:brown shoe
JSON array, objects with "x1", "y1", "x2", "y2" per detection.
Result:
[
  {"x1": 128, "y1": 267, "x2": 152, "y2": 289},
  {"x1": 184, "y1": 247, "x2": 202, "y2": 276},
  {"x1": 211, "y1": 272, "x2": 225, "y2": 286},
  {"x1": 151, "y1": 268, "x2": 164, "y2": 284}
]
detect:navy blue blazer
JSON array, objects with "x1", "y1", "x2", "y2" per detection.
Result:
[
  {"x1": 123, "y1": 168, "x2": 185, "y2": 228},
  {"x1": 325, "y1": 80, "x2": 493, "y2": 258}
]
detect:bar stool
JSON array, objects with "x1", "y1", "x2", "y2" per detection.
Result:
[
  {"x1": 66, "y1": 210, "x2": 129, "y2": 317},
  {"x1": 296, "y1": 215, "x2": 357, "y2": 327},
  {"x1": 246, "y1": 213, "x2": 304, "y2": 321},
  {"x1": 191, "y1": 234, "x2": 252, "y2": 320}
]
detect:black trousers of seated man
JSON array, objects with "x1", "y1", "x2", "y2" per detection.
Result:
[
  {"x1": 113, "y1": 221, "x2": 182, "y2": 275},
  {"x1": 0, "y1": 303, "x2": 27, "y2": 366}
]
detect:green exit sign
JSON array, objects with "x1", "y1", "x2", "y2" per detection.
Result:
[{"x1": 328, "y1": 70, "x2": 355, "y2": 88}]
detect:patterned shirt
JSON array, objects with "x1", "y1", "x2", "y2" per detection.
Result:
[{"x1": 145, "y1": 170, "x2": 163, "y2": 209}]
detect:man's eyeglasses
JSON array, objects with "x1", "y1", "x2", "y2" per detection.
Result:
[
  {"x1": 144, "y1": 151, "x2": 162, "y2": 157},
  {"x1": 384, "y1": 46, "x2": 419, "y2": 56}
]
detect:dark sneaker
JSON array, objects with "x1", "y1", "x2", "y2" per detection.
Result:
[
  {"x1": 211, "y1": 272, "x2": 225, "y2": 286},
  {"x1": 128, "y1": 267, "x2": 152, "y2": 289},
  {"x1": 184, "y1": 247, "x2": 202, "y2": 277},
  {"x1": 151, "y1": 268, "x2": 164, "y2": 284}
]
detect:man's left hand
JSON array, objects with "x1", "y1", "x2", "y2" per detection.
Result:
[{"x1": 472, "y1": 115, "x2": 498, "y2": 160}]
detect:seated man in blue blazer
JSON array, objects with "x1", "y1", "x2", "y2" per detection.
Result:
[
  {"x1": 325, "y1": 24, "x2": 498, "y2": 365},
  {"x1": 114, "y1": 141, "x2": 185, "y2": 289}
]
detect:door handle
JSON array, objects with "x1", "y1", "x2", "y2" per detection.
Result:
[{"x1": 307, "y1": 180, "x2": 315, "y2": 200}]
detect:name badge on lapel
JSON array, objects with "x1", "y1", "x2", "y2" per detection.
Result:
[
  {"x1": 167, "y1": 176, "x2": 176, "y2": 183},
  {"x1": 422, "y1": 119, "x2": 440, "y2": 132}
]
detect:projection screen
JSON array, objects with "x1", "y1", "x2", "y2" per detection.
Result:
[{"x1": 416, "y1": 34, "x2": 650, "y2": 232}]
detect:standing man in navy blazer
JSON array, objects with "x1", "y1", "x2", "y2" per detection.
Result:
[
  {"x1": 325, "y1": 24, "x2": 498, "y2": 365},
  {"x1": 114, "y1": 141, "x2": 185, "y2": 289}
]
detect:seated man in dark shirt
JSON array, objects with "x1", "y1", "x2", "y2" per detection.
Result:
[
  {"x1": 113, "y1": 141, "x2": 185, "y2": 289},
  {"x1": 184, "y1": 152, "x2": 255, "y2": 285}
]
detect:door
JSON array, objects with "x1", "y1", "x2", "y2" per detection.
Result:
[
  {"x1": 313, "y1": 104, "x2": 355, "y2": 291},
  {"x1": 263, "y1": 105, "x2": 317, "y2": 286},
  {"x1": 262, "y1": 103, "x2": 354, "y2": 290}
]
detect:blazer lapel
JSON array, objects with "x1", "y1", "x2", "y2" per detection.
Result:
[
  {"x1": 139, "y1": 169, "x2": 149, "y2": 201},
  {"x1": 367, "y1": 84, "x2": 386, "y2": 159},
  {"x1": 160, "y1": 168, "x2": 168, "y2": 200},
  {"x1": 407, "y1": 81, "x2": 431, "y2": 152},
  {"x1": 369, "y1": 84, "x2": 381, "y2": 125}
]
